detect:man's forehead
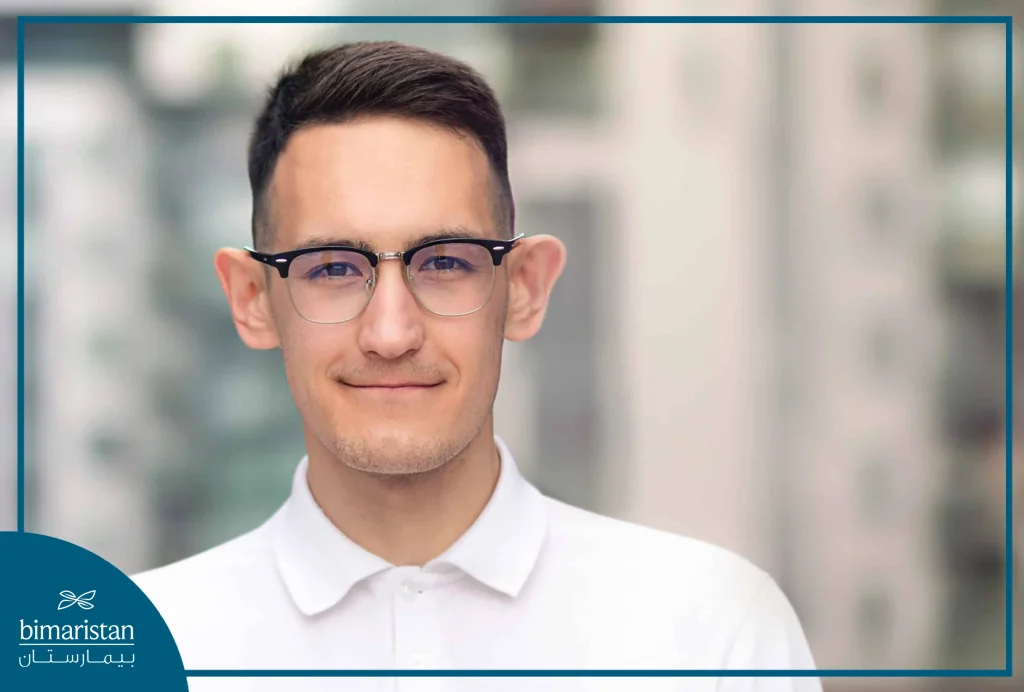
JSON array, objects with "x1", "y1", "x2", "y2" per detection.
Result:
[{"x1": 265, "y1": 120, "x2": 497, "y2": 250}]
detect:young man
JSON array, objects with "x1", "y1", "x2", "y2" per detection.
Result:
[{"x1": 133, "y1": 41, "x2": 821, "y2": 691}]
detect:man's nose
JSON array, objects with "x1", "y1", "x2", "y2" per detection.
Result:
[{"x1": 355, "y1": 259, "x2": 425, "y2": 360}]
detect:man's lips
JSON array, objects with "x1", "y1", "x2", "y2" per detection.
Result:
[
  {"x1": 339, "y1": 381, "x2": 443, "y2": 389},
  {"x1": 339, "y1": 382, "x2": 442, "y2": 401}
]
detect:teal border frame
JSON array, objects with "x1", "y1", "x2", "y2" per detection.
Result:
[{"x1": 14, "y1": 13, "x2": 1014, "y2": 679}]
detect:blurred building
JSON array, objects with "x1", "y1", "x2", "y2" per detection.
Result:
[
  {"x1": 21, "y1": 64, "x2": 163, "y2": 573},
  {"x1": 781, "y1": 1, "x2": 945, "y2": 671},
  {"x1": 0, "y1": 67, "x2": 14, "y2": 533},
  {"x1": 931, "y1": 0, "x2": 1022, "y2": 672},
  {"x1": 1, "y1": 0, "x2": 1019, "y2": 678}
]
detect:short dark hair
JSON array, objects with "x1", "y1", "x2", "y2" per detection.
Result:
[{"x1": 247, "y1": 41, "x2": 515, "y2": 250}]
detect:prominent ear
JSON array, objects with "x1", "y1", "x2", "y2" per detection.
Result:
[
  {"x1": 213, "y1": 248, "x2": 281, "y2": 350},
  {"x1": 503, "y1": 235, "x2": 567, "y2": 342}
]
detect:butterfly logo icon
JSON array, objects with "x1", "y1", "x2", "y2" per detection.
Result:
[{"x1": 58, "y1": 590, "x2": 96, "y2": 611}]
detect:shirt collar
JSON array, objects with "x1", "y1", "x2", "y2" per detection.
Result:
[
  {"x1": 432, "y1": 436, "x2": 547, "y2": 598},
  {"x1": 272, "y1": 436, "x2": 548, "y2": 617}
]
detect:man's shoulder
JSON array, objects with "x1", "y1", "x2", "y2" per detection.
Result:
[
  {"x1": 540, "y1": 496, "x2": 773, "y2": 608},
  {"x1": 131, "y1": 515, "x2": 278, "y2": 615},
  {"x1": 542, "y1": 496, "x2": 770, "y2": 573},
  {"x1": 538, "y1": 497, "x2": 816, "y2": 671}
]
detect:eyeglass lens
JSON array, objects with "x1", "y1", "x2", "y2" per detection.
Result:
[{"x1": 285, "y1": 242, "x2": 497, "y2": 324}]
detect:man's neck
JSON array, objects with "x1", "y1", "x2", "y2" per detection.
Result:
[{"x1": 303, "y1": 429, "x2": 501, "y2": 567}]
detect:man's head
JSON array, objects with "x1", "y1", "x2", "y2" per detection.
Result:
[{"x1": 214, "y1": 41, "x2": 566, "y2": 477}]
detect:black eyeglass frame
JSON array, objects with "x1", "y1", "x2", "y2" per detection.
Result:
[{"x1": 245, "y1": 234, "x2": 525, "y2": 279}]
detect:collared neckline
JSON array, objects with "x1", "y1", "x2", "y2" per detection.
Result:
[
  {"x1": 431, "y1": 436, "x2": 547, "y2": 598},
  {"x1": 272, "y1": 436, "x2": 548, "y2": 617}
]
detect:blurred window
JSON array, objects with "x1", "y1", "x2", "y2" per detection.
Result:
[
  {"x1": 856, "y1": 585, "x2": 893, "y2": 658},
  {"x1": 24, "y1": 142, "x2": 43, "y2": 222},
  {"x1": 866, "y1": 317, "x2": 901, "y2": 379},
  {"x1": 90, "y1": 428, "x2": 131, "y2": 468},
  {"x1": 0, "y1": 18, "x2": 15, "y2": 63},
  {"x1": 87, "y1": 331, "x2": 125, "y2": 367},
  {"x1": 858, "y1": 451, "x2": 895, "y2": 525},
  {"x1": 855, "y1": 47, "x2": 889, "y2": 121},
  {"x1": 142, "y1": 96, "x2": 306, "y2": 560},
  {"x1": 519, "y1": 193, "x2": 601, "y2": 509},
  {"x1": 862, "y1": 179, "x2": 901, "y2": 243},
  {"x1": 498, "y1": 0, "x2": 601, "y2": 118},
  {"x1": 22, "y1": 20, "x2": 133, "y2": 68},
  {"x1": 679, "y1": 49, "x2": 722, "y2": 125}
]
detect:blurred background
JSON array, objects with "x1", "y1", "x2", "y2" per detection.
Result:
[{"x1": 0, "y1": 0, "x2": 1021, "y2": 686}]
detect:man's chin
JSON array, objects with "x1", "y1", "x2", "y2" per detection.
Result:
[{"x1": 324, "y1": 430, "x2": 460, "y2": 476}]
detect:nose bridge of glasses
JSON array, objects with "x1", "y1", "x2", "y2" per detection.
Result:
[
  {"x1": 373, "y1": 252, "x2": 411, "y2": 281},
  {"x1": 369, "y1": 252, "x2": 413, "y2": 290}
]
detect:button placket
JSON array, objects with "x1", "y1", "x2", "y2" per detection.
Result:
[
  {"x1": 393, "y1": 574, "x2": 431, "y2": 668},
  {"x1": 392, "y1": 570, "x2": 449, "y2": 692}
]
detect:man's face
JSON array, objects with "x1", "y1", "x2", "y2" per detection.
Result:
[{"x1": 265, "y1": 117, "x2": 506, "y2": 475}]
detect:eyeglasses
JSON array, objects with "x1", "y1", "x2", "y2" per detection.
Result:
[{"x1": 246, "y1": 234, "x2": 524, "y2": 324}]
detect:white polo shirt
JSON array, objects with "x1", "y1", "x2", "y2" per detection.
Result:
[{"x1": 133, "y1": 438, "x2": 821, "y2": 692}]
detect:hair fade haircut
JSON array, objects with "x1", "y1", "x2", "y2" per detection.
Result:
[{"x1": 247, "y1": 41, "x2": 515, "y2": 250}]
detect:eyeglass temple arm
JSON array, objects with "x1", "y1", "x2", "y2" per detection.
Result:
[
  {"x1": 492, "y1": 233, "x2": 526, "y2": 265},
  {"x1": 244, "y1": 246, "x2": 291, "y2": 278}
]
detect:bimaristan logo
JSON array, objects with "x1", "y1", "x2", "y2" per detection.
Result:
[
  {"x1": 18, "y1": 589, "x2": 135, "y2": 668},
  {"x1": 2, "y1": 531, "x2": 187, "y2": 690},
  {"x1": 57, "y1": 590, "x2": 96, "y2": 611}
]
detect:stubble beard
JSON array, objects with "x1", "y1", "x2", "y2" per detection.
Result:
[
  {"x1": 313, "y1": 389, "x2": 494, "y2": 478},
  {"x1": 327, "y1": 430, "x2": 471, "y2": 477}
]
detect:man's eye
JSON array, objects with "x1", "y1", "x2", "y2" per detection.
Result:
[
  {"x1": 421, "y1": 256, "x2": 468, "y2": 272},
  {"x1": 309, "y1": 262, "x2": 360, "y2": 279}
]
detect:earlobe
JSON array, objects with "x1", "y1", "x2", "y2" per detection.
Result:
[
  {"x1": 213, "y1": 248, "x2": 282, "y2": 350},
  {"x1": 503, "y1": 235, "x2": 567, "y2": 342}
]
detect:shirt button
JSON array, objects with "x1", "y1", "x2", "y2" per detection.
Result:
[
  {"x1": 402, "y1": 583, "x2": 421, "y2": 599},
  {"x1": 409, "y1": 653, "x2": 431, "y2": 668}
]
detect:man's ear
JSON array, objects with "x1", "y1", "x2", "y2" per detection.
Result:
[
  {"x1": 504, "y1": 235, "x2": 567, "y2": 342},
  {"x1": 213, "y1": 248, "x2": 282, "y2": 350}
]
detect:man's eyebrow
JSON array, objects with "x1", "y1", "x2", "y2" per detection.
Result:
[
  {"x1": 290, "y1": 227, "x2": 487, "y2": 253},
  {"x1": 292, "y1": 236, "x2": 375, "y2": 252},
  {"x1": 405, "y1": 227, "x2": 486, "y2": 249}
]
